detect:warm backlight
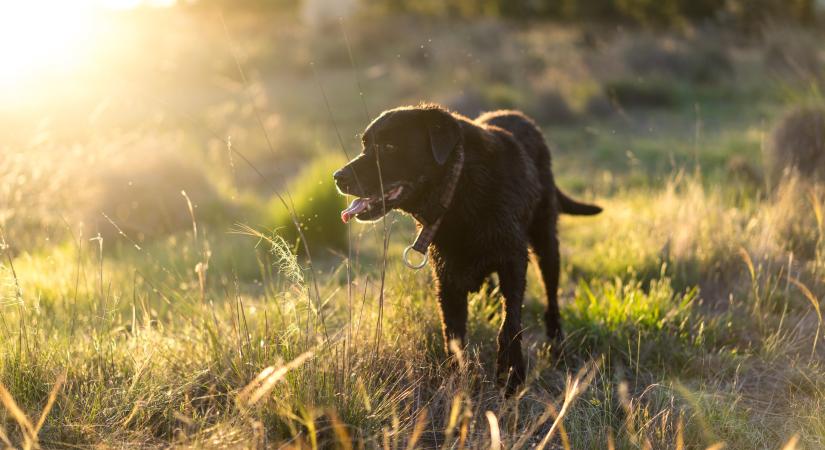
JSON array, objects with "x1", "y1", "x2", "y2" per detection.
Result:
[
  {"x1": 0, "y1": 0, "x2": 173, "y2": 98},
  {"x1": 0, "y1": 1, "x2": 98, "y2": 90}
]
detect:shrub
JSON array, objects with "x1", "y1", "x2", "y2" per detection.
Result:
[
  {"x1": 687, "y1": 45, "x2": 734, "y2": 83},
  {"x1": 766, "y1": 177, "x2": 825, "y2": 260},
  {"x1": 604, "y1": 78, "x2": 679, "y2": 109},
  {"x1": 763, "y1": 29, "x2": 822, "y2": 80},
  {"x1": 623, "y1": 36, "x2": 733, "y2": 84},
  {"x1": 623, "y1": 37, "x2": 687, "y2": 77},
  {"x1": 444, "y1": 85, "x2": 522, "y2": 118},
  {"x1": 83, "y1": 149, "x2": 226, "y2": 243},
  {"x1": 725, "y1": 155, "x2": 763, "y2": 186},
  {"x1": 585, "y1": 94, "x2": 616, "y2": 118},
  {"x1": 266, "y1": 154, "x2": 348, "y2": 256},
  {"x1": 527, "y1": 89, "x2": 577, "y2": 125},
  {"x1": 765, "y1": 106, "x2": 825, "y2": 186},
  {"x1": 482, "y1": 83, "x2": 523, "y2": 110},
  {"x1": 444, "y1": 89, "x2": 489, "y2": 118},
  {"x1": 361, "y1": 0, "x2": 815, "y2": 27}
]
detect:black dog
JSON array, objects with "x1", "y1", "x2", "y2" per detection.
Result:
[{"x1": 334, "y1": 104, "x2": 601, "y2": 389}]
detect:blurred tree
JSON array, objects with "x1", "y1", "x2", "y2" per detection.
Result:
[{"x1": 361, "y1": 0, "x2": 818, "y2": 27}]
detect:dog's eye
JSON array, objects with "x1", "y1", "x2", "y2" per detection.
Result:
[{"x1": 383, "y1": 144, "x2": 398, "y2": 154}]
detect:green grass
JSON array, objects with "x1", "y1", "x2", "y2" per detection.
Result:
[
  {"x1": 0, "y1": 171, "x2": 821, "y2": 448},
  {"x1": 0, "y1": 11, "x2": 824, "y2": 449}
]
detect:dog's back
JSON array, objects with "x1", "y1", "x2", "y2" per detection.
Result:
[{"x1": 475, "y1": 110, "x2": 554, "y2": 190}]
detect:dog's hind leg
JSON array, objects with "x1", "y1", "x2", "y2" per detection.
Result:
[
  {"x1": 529, "y1": 195, "x2": 564, "y2": 343},
  {"x1": 496, "y1": 256, "x2": 528, "y2": 392}
]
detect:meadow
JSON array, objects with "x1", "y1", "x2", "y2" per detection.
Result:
[{"x1": 1, "y1": 5, "x2": 825, "y2": 448}]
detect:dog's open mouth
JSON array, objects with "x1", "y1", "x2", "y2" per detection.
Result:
[{"x1": 341, "y1": 185, "x2": 405, "y2": 223}]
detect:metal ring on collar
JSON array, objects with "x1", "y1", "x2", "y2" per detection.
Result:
[{"x1": 402, "y1": 245, "x2": 428, "y2": 269}]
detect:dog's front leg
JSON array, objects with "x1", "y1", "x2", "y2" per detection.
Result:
[
  {"x1": 435, "y1": 278, "x2": 469, "y2": 358},
  {"x1": 496, "y1": 258, "x2": 528, "y2": 392}
]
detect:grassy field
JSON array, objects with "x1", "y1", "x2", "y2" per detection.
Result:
[{"x1": 1, "y1": 7, "x2": 825, "y2": 449}]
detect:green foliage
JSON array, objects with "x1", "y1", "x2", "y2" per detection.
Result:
[
  {"x1": 266, "y1": 154, "x2": 348, "y2": 256},
  {"x1": 566, "y1": 275, "x2": 697, "y2": 340},
  {"x1": 604, "y1": 78, "x2": 680, "y2": 108}
]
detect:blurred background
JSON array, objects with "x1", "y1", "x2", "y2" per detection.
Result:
[{"x1": 1, "y1": 0, "x2": 823, "y2": 261}]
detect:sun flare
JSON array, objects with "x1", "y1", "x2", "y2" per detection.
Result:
[
  {"x1": 0, "y1": 1, "x2": 96, "y2": 89},
  {"x1": 0, "y1": 0, "x2": 171, "y2": 97}
]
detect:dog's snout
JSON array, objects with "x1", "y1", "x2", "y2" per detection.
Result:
[
  {"x1": 333, "y1": 167, "x2": 348, "y2": 182},
  {"x1": 333, "y1": 167, "x2": 355, "y2": 190}
]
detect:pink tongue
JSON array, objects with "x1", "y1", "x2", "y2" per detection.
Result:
[{"x1": 341, "y1": 198, "x2": 369, "y2": 223}]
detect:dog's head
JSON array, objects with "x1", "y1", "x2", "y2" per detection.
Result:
[{"x1": 334, "y1": 105, "x2": 461, "y2": 223}]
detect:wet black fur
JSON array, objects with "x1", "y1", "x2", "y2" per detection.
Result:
[{"x1": 334, "y1": 104, "x2": 601, "y2": 390}]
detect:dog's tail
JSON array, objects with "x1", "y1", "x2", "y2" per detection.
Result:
[{"x1": 556, "y1": 188, "x2": 602, "y2": 216}]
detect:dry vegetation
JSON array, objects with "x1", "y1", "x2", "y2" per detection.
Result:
[{"x1": 0, "y1": 6, "x2": 824, "y2": 449}]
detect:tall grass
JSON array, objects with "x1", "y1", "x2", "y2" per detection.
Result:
[{"x1": 0, "y1": 168, "x2": 821, "y2": 447}]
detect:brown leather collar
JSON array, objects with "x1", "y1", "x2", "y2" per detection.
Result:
[{"x1": 404, "y1": 145, "x2": 464, "y2": 268}]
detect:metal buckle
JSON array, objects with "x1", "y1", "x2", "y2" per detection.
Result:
[{"x1": 402, "y1": 245, "x2": 428, "y2": 270}]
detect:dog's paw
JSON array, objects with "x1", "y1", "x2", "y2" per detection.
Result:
[
  {"x1": 496, "y1": 364, "x2": 526, "y2": 396},
  {"x1": 546, "y1": 327, "x2": 565, "y2": 345}
]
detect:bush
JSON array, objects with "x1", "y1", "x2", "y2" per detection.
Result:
[
  {"x1": 687, "y1": 45, "x2": 734, "y2": 83},
  {"x1": 444, "y1": 85, "x2": 522, "y2": 118},
  {"x1": 604, "y1": 78, "x2": 679, "y2": 109},
  {"x1": 528, "y1": 89, "x2": 577, "y2": 125},
  {"x1": 266, "y1": 154, "x2": 348, "y2": 256},
  {"x1": 763, "y1": 29, "x2": 822, "y2": 80},
  {"x1": 623, "y1": 38, "x2": 684, "y2": 77},
  {"x1": 725, "y1": 155, "x2": 763, "y2": 186},
  {"x1": 623, "y1": 37, "x2": 733, "y2": 84},
  {"x1": 765, "y1": 106, "x2": 825, "y2": 185},
  {"x1": 84, "y1": 150, "x2": 226, "y2": 243},
  {"x1": 445, "y1": 89, "x2": 489, "y2": 118},
  {"x1": 585, "y1": 94, "x2": 616, "y2": 118},
  {"x1": 361, "y1": 0, "x2": 816, "y2": 27}
]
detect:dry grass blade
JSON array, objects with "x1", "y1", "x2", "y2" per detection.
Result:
[
  {"x1": 0, "y1": 382, "x2": 35, "y2": 441},
  {"x1": 535, "y1": 364, "x2": 598, "y2": 450},
  {"x1": 559, "y1": 420, "x2": 571, "y2": 450},
  {"x1": 34, "y1": 370, "x2": 67, "y2": 434},
  {"x1": 232, "y1": 224, "x2": 304, "y2": 286},
  {"x1": 181, "y1": 190, "x2": 198, "y2": 241},
  {"x1": 237, "y1": 350, "x2": 315, "y2": 406},
  {"x1": 405, "y1": 408, "x2": 428, "y2": 450},
  {"x1": 705, "y1": 443, "x2": 726, "y2": 450},
  {"x1": 329, "y1": 412, "x2": 353, "y2": 450},
  {"x1": 738, "y1": 247, "x2": 756, "y2": 282},
  {"x1": 514, "y1": 399, "x2": 559, "y2": 449},
  {"x1": 781, "y1": 434, "x2": 800, "y2": 450},
  {"x1": 790, "y1": 277, "x2": 822, "y2": 358},
  {"x1": 448, "y1": 339, "x2": 465, "y2": 371},
  {"x1": 535, "y1": 378, "x2": 580, "y2": 450},
  {"x1": 514, "y1": 360, "x2": 600, "y2": 449},
  {"x1": 484, "y1": 411, "x2": 501, "y2": 450},
  {"x1": 444, "y1": 394, "x2": 463, "y2": 444},
  {"x1": 809, "y1": 188, "x2": 823, "y2": 233},
  {"x1": 0, "y1": 425, "x2": 12, "y2": 448},
  {"x1": 675, "y1": 415, "x2": 684, "y2": 450}
]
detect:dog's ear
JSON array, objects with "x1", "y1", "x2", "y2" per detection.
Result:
[{"x1": 427, "y1": 109, "x2": 461, "y2": 165}]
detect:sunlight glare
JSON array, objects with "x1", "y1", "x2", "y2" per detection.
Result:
[
  {"x1": 0, "y1": 0, "x2": 175, "y2": 99},
  {"x1": 0, "y1": 1, "x2": 98, "y2": 92}
]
